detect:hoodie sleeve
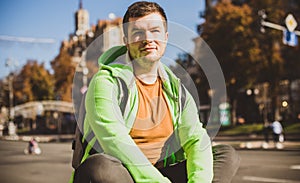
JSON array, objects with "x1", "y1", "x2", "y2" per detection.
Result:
[
  {"x1": 85, "y1": 70, "x2": 171, "y2": 183},
  {"x1": 178, "y1": 89, "x2": 213, "y2": 183}
]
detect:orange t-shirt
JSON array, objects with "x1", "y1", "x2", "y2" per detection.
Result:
[{"x1": 130, "y1": 77, "x2": 173, "y2": 165}]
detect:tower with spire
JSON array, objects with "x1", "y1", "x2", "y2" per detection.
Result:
[{"x1": 75, "y1": 0, "x2": 90, "y2": 36}]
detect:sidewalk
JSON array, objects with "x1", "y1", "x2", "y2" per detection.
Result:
[
  {"x1": 213, "y1": 140, "x2": 300, "y2": 150},
  {"x1": 0, "y1": 134, "x2": 74, "y2": 143},
  {"x1": 213, "y1": 134, "x2": 300, "y2": 151},
  {"x1": 213, "y1": 133, "x2": 300, "y2": 141},
  {"x1": 1, "y1": 133, "x2": 300, "y2": 151}
]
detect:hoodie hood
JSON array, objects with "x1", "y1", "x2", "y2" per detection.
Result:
[
  {"x1": 98, "y1": 45, "x2": 128, "y2": 66},
  {"x1": 97, "y1": 45, "x2": 181, "y2": 101}
]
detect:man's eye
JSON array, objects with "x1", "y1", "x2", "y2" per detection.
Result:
[
  {"x1": 133, "y1": 31, "x2": 143, "y2": 36},
  {"x1": 152, "y1": 29, "x2": 160, "y2": 33}
]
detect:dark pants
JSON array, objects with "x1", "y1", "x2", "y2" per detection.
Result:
[
  {"x1": 273, "y1": 133, "x2": 280, "y2": 142},
  {"x1": 74, "y1": 144, "x2": 240, "y2": 183}
]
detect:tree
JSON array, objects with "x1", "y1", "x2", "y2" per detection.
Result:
[
  {"x1": 14, "y1": 60, "x2": 54, "y2": 104},
  {"x1": 202, "y1": 2, "x2": 262, "y2": 117},
  {"x1": 249, "y1": 0, "x2": 300, "y2": 121},
  {"x1": 200, "y1": 0, "x2": 299, "y2": 122},
  {"x1": 173, "y1": 53, "x2": 210, "y2": 105},
  {"x1": 51, "y1": 46, "x2": 76, "y2": 102}
]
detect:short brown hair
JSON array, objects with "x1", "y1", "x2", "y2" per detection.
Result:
[{"x1": 122, "y1": 1, "x2": 168, "y2": 37}]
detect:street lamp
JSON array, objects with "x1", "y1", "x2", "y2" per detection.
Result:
[
  {"x1": 7, "y1": 73, "x2": 14, "y2": 122},
  {"x1": 5, "y1": 58, "x2": 19, "y2": 136},
  {"x1": 282, "y1": 101, "x2": 288, "y2": 108},
  {"x1": 5, "y1": 58, "x2": 18, "y2": 122},
  {"x1": 246, "y1": 88, "x2": 259, "y2": 96}
]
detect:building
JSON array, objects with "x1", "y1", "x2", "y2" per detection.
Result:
[
  {"x1": 64, "y1": 1, "x2": 123, "y2": 122},
  {"x1": 75, "y1": 0, "x2": 90, "y2": 37},
  {"x1": 63, "y1": 1, "x2": 123, "y2": 65}
]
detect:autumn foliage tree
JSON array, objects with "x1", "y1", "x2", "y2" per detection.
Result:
[
  {"x1": 202, "y1": 2, "x2": 263, "y2": 101},
  {"x1": 248, "y1": 0, "x2": 300, "y2": 120},
  {"x1": 51, "y1": 47, "x2": 76, "y2": 102},
  {"x1": 14, "y1": 60, "x2": 54, "y2": 104},
  {"x1": 193, "y1": 0, "x2": 300, "y2": 122}
]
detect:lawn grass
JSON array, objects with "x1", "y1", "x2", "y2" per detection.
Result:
[
  {"x1": 219, "y1": 122, "x2": 300, "y2": 136},
  {"x1": 284, "y1": 122, "x2": 300, "y2": 134},
  {"x1": 219, "y1": 123, "x2": 264, "y2": 135}
]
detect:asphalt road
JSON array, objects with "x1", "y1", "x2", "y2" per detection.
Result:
[
  {"x1": 0, "y1": 140, "x2": 73, "y2": 183},
  {"x1": 0, "y1": 140, "x2": 299, "y2": 183},
  {"x1": 232, "y1": 149, "x2": 300, "y2": 183}
]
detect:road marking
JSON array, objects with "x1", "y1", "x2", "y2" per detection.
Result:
[
  {"x1": 290, "y1": 165, "x2": 300, "y2": 170},
  {"x1": 243, "y1": 176, "x2": 300, "y2": 183}
]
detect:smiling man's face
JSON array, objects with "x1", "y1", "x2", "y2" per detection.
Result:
[{"x1": 124, "y1": 13, "x2": 168, "y2": 64}]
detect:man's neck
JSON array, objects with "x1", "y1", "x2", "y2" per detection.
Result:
[{"x1": 132, "y1": 60, "x2": 159, "y2": 84}]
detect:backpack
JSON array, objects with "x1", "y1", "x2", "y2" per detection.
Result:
[{"x1": 71, "y1": 75, "x2": 187, "y2": 170}]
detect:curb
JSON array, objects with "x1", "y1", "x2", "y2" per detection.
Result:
[
  {"x1": 213, "y1": 140, "x2": 300, "y2": 151},
  {"x1": 0, "y1": 134, "x2": 74, "y2": 143},
  {"x1": 1, "y1": 135, "x2": 300, "y2": 151}
]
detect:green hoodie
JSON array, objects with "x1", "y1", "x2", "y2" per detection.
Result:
[{"x1": 70, "y1": 45, "x2": 213, "y2": 183}]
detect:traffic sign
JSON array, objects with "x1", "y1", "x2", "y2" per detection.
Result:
[
  {"x1": 283, "y1": 30, "x2": 298, "y2": 47},
  {"x1": 285, "y1": 14, "x2": 297, "y2": 32}
]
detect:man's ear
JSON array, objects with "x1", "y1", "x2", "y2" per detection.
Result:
[{"x1": 165, "y1": 31, "x2": 169, "y2": 41}]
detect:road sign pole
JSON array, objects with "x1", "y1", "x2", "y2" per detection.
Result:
[{"x1": 259, "y1": 11, "x2": 299, "y2": 46}]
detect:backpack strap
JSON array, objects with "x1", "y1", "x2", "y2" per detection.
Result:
[
  {"x1": 71, "y1": 92, "x2": 87, "y2": 169},
  {"x1": 180, "y1": 84, "x2": 187, "y2": 111},
  {"x1": 117, "y1": 77, "x2": 129, "y2": 114}
]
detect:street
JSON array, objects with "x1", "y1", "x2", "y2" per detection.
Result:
[
  {"x1": 232, "y1": 150, "x2": 300, "y2": 183},
  {"x1": 0, "y1": 140, "x2": 73, "y2": 183},
  {"x1": 0, "y1": 140, "x2": 299, "y2": 183}
]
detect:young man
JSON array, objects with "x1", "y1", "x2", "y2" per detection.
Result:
[{"x1": 72, "y1": 1, "x2": 239, "y2": 183}]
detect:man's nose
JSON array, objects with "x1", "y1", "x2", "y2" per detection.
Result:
[{"x1": 144, "y1": 31, "x2": 154, "y2": 42}]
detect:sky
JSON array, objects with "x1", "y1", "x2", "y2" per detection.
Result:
[{"x1": 0, "y1": 0, "x2": 205, "y2": 79}]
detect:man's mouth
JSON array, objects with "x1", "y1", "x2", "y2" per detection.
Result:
[{"x1": 140, "y1": 46, "x2": 156, "y2": 52}]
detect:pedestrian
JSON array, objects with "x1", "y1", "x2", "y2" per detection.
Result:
[
  {"x1": 28, "y1": 138, "x2": 36, "y2": 154},
  {"x1": 70, "y1": 1, "x2": 240, "y2": 183},
  {"x1": 271, "y1": 120, "x2": 284, "y2": 149},
  {"x1": 262, "y1": 122, "x2": 272, "y2": 149},
  {"x1": 26, "y1": 138, "x2": 41, "y2": 155}
]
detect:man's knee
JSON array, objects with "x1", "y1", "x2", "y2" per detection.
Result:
[
  {"x1": 213, "y1": 144, "x2": 240, "y2": 165},
  {"x1": 74, "y1": 154, "x2": 134, "y2": 183},
  {"x1": 212, "y1": 144, "x2": 240, "y2": 183}
]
